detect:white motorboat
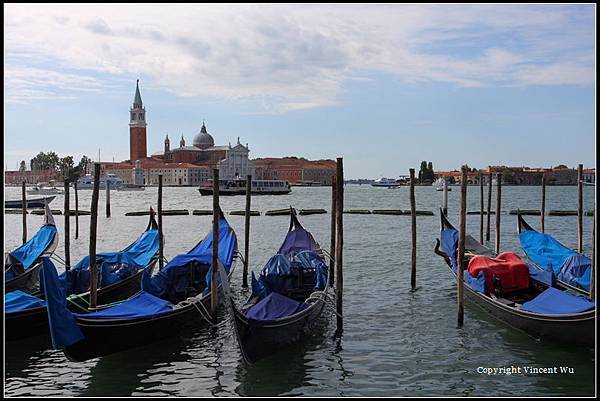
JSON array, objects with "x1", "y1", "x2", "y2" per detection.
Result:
[{"x1": 77, "y1": 173, "x2": 125, "y2": 189}]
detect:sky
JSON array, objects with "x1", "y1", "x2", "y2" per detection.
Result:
[{"x1": 4, "y1": 4, "x2": 596, "y2": 178}]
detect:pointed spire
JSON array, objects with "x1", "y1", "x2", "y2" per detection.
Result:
[
  {"x1": 201, "y1": 121, "x2": 207, "y2": 133},
  {"x1": 133, "y1": 79, "x2": 143, "y2": 107}
]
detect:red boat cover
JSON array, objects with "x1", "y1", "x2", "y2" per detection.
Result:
[{"x1": 467, "y1": 252, "x2": 529, "y2": 294}]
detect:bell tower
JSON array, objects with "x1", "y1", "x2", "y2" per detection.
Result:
[{"x1": 129, "y1": 80, "x2": 147, "y2": 162}]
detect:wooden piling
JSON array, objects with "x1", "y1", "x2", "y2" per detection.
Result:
[
  {"x1": 158, "y1": 175, "x2": 164, "y2": 270},
  {"x1": 21, "y1": 181, "x2": 27, "y2": 244},
  {"x1": 211, "y1": 168, "x2": 220, "y2": 319},
  {"x1": 106, "y1": 179, "x2": 111, "y2": 218},
  {"x1": 495, "y1": 173, "x2": 502, "y2": 254},
  {"x1": 541, "y1": 173, "x2": 546, "y2": 233},
  {"x1": 479, "y1": 172, "x2": 484, "y2": 244},
  {"x1": 329, "y1": 175, "x2": 337, "y2": 288},
  {"x1": 591, "y1": 202, "x2": 595, "y2": 300},
  {"x1": 409, "y1": 168, "x2": 417, "y2": 290},
  {"x1": 243, "y1": 174, "x2": 252, "y2": 288},
  {"x1": 89, "y1": 163, "x2": 101, "y2": 309},
  {"x1": 442, "y1": 179, "x2": 448, "y2": 215},
  {"x1": 64, "y1": 179, "x2": 70, "y2": 270},
  {"x1": 486, "y1": 172, "x2": 492, "y2": 242},
  {"x1": 335, "y1": 158, "x2": 344, "y2": 332},
  {"x1": 577, "y1": 164, "x2": 583, "y2": 253},
  {"x1": 457, "y1": 168, "x2": 467, "y2": 327},
  {"x1": 74, "y1": 180, "x2": 79, "y2": 239}
]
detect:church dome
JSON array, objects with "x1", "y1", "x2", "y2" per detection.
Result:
[{"x1": 192, "y1": 123, "x2": 214, "y2": 149}]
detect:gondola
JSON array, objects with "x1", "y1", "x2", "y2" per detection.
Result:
[
  {"x1": 219, "y1": 208, "x2": 330, "y2": 364},
  {"x1": 42, "y1": 211, "x2": 239, "y2": 362},
  {"x1": 5, "y1": 201, "x2": 58, "y2": 293},
  {"x1": 5, "y1": 209, "x2": 160, "y2": 342},
  {"x1": 434, "y1": 209, "x2": 594, "y2": 346},
  {"x1": 5, "y1": 196, "x2": 56, "y2": 209},
  {"x1": 517, "y1": 213, "x2": 591, "y2": 297}
]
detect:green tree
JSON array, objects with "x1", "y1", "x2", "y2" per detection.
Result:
[
  {"x1": 30, "y1": 151, "x2": 60, "y2": 171},
  {"x1": 58, "y1": 156, "x2": 74, "y2": 178}
]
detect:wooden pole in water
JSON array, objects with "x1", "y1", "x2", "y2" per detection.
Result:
[
  {"x1": 329, "y1": 175, "x2": 337, "y2": 288},
  {"x1": 211, "y1": 168, "x2": 220, "y2": 319},
  {"x1": 243, "y1": 174, "x2": 252, "y2": 288},
  {"x1": 105, "y1": 178, "x2": 111, "y2": 218},
  {"x1": 486, "y1": 171, "x2": 492, "y2": 242},
  {"x1": 89, "y1": 163, "x2": 101, "y2": 309},
  {"x1": 74, "y1": 180, "x2": 79, "y2": 239},
  {"x1": 495, "y1": 173, "x2": 502, "y2": 254},
  {"x1": 64, "y1": 178, "x2": 70, "y2": 270},
  {"x1": 409, "y1": 168, "x2": 417, "y2": 289},
  {"x1": 335, "y1": 158, "x2": 344, "y2": 331},
  {"x1": 541, "y1": 173, "x2": 546, "y2": 233},
  {"x1": 577, "y1": 164, "x2": 583, "y2": 253},
  {"x1": 479, "y1": 172, "x2": 484, "y2": 244},
  {"x1": 158, "y1": 174, "x2": 164, "y2": 270},
  {"x1": 442, "y1": 179, "x2": 448, "y2": 215},
  {"x1": 457, "y1": 168, "x2": 467, "y2": 327},
  {"x1": 21, "y1": 181, "x2": 27, "y2": 244},
  {"x1": 590, "y1": 202, "x2": 595, "y2": 300}
]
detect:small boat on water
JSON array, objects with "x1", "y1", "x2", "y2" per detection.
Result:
[
  {"x1": 219, "y1": 208, "x2": 330, "y2": 364},
  {"x1": 5, "y1": 196, "x2": 56, "y2": 209},
  {"x1": 41, "y1": 211, "x2": 239, "y2": 361},
  {"x1": 434, "y1": 177, "x2": 452, "y2": 191},
  {"x1": 517, "y1": 213, "x2": 591, "y2": 296},
  {"x1": 5, "y1": 211, "x2": 160, "y2": 342},
  {"x1": 77, "y1": 173, "x2": 125, "y2": 189},
  {"x1": 198, "y1": 179, "x2": 291, "y2": 196},
  {"x1": 27, "y1": 182, "x2": 64, "y2": 195},
  {"x1": 371, "y1": 177, "x2": 401, "y2": 188},
  {"x1": 5, "y1": 202, "x2": 58, "y2": 293},
  {"x1": 434, "y1": 210, "x2": 594, "y2": 346}
]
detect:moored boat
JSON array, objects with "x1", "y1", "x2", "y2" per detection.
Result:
[
  {"x1": 77, "y1": 173, "x2": 125, "y2": 189},
  {"x1": 198, "y1": 179, "x2": 291, "y2": 196},
  {"x1": 434, "y1": 210, "x2": 594, "y2": 346},
  {"x1": 5, "y1": 196, "x2": 56, "y2": 209},
  {"x1": 371, "y1": 177, "x2": 401, "y2": 188},
  {"x1": 27, "y1": 182, "x2": 64, "y2": 195}
]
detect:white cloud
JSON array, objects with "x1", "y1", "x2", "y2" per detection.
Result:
[{"x1": 4, "y1": 4, "x2": 595, "y2": 109}]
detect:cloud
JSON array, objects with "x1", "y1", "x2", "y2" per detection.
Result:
[{"x1": 4, "y1": 4, "x2": 595, "y2": 110}]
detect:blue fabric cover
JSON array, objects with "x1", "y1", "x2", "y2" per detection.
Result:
[
  {"x1": 278, "y1": 227, "x2": 317, "y2": 258},
  {"x1": 5, "y1": 290, "x2": 46, "y2": 313},
  {"x1": 74, "y1": 291, "x2": 173, "y2": 319},
  {"x1": 520, "y1": 230, "x2": 591, "y2": 291},
  {"x1": 245, "y1": 292, "x2": 309, "y2": 321},
  {"x1": 527, "y1": 264, "x2": 554, "y2": 287},
  {"x1": 439, "y1": 228, "x2": 486, "y2": 294},
  {"x1": 6, "y1": 224, "x2": 57, "y2": 280},
  {"x1": 58, "y1": 229, "x2": 159, "y2": 296},
  {"x1": 142, "y1": 218, "x2": 237, "y2": 303},
  {"x1": 40, "y1": 258, "x2": 84, "y2": 349},
  {"x1": 521, "y1": 287, "x2": 595, "y2": 315}
]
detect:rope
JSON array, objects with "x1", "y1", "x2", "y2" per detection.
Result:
[
  {"x1": 50, "y1": 254, "x2": 67, "y2": 266},
  {"x1": 177, "y1": 296, "x2": 218, "y2": 328}
]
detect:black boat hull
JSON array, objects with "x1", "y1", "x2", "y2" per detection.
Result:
[
  {"x1": 198, "y1": 188, "x2": 291, "y2": 196},
  {"x1": 5, "y1": 261, "x2": 42, "y2": 293},
  {"x1": 5, "y1": 196, "x2": 56, "y2": 209}
]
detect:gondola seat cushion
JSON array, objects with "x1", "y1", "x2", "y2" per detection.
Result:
[
  {"x1": 521, "y1": 287, "x2": 595, "y2": 315},
  {"x1": 245, "y1": 292, "x2": 309, "y2": 321},
  {"x1": 468, "y1": 252, "x2": 529, "y2": 294}
]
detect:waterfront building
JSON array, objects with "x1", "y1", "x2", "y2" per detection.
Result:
[{"x1": 253, "y1": 157, "x2": 336, "y2": 185}]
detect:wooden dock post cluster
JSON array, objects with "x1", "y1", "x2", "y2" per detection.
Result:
[
  {"x1": 22, "y1": 181, "x2": 27, "y2": 244},
  {"x1": 211, "y1": 168, "x2": 220, "y2": 320},
  {"x1": 243, "y1": 174, "x2": 252, "y2": 288},
  {"x1": 457, "y1": 168, "x2": 467, "y2": 327},
  {"x1": 409, "y1": 168, "x2": 417, "y2": 290},
  {"x1": 329, "y1": 175, "x2": 337, "y2": 288},
  {"x1": 335, "y1": 158, "x2": 344, "y2": 332},
  {"x1": 89, "y1": 163, "x2": 101, "y2": 309},
  {"x1": 158, "y1": 175, "x2": 164, "y2": 270},
  {"x1": 479, "y1": 173, "x2": 484, "y2": 244},
  {"x1": 64, "y1": 179, "x2": 71, "y2": 269}
]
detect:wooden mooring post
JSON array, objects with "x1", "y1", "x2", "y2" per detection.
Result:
[
  {"x1": 74, "y1": 180, "x2": 79, "y2": 239},
  {"x1": 541, "y1": 173, "x2": 546, "y2": 233},
  {"x1": 89, "y1": 163, "x2": 101, "y2": 309},
  {"x1": 591, "y1": 202, "x2": 596, "y2": 300},
  {"x1": 211, "y1": 168, "x2": 220, "y2": 319},
  {"x1": 457, "y1": 168, "x2": 467, "y2": 327},
  {"x1": 335, "y1": 158, "x2": 344, "y2": 332},
  {"x1": 64, "y1": 178, "x2": 71, "y2": 270},
  {"x1": 409, "y1": 168, "x2": 417, "y2": 290},
  {"x1": 329, "y1": 175, "x2": 337, "y2": 288},
  {"x1": 577, "y1": 164, "x2": 583, "y2": 253},
  {"x1": 442, "y1": 179, "x2": 448, "y2": 215},
  {"x1": 106, "y1": 179, "x2": 111, "y2": 218},
  {"x1": 495, "y1": 173, "x2": 502, "y2": 254},
  {"x1": 243, "y1": 174, "x2": 252, "y2": 288},
  {"x1": 22, "y1": 181, "x2": 27, "y2": 244},
  {"x1": 486, "y1": 171, "x2": 492, "y2": 242},
  {"x1": 158, "y1": 174, "x2": 164, "y2": 270},
  {"x1": 479, "y1": 173, "x2": 484, "y2": 244}
]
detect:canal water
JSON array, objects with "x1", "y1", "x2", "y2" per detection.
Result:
[{"x1": 4, "y1": 184, "x2": 596, "y2": 396}]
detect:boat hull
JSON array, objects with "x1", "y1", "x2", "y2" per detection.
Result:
[
  {"x1": 198, "y1": 188, "x2": 291, "y2": 196},
  {"x1": 6, "y1": 261, "x2": 42, "y2": 293},
  {"x1": 5, "y1": 196, "x2": 56, "y2": 209}
]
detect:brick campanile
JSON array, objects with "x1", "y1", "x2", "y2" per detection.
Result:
[{"x1": 129, "y1": 80, "x2": 147, "y2": 161}]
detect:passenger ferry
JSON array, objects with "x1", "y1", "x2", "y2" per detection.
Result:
[
  {"x1": 77, "y1": 174, "x2": 125, "y2": 189},
  {"x1": 198, "y1": 179, "x2": 291, "y2": 196},
  {"x1": 371, "y1": 177, "x2": 401, "y2": 188}
]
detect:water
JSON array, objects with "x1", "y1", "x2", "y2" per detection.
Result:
[{"x1": 4, "y1": 184, "x2": 596, "y2": 396}]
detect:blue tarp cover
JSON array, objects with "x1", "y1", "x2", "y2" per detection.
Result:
[
  {"x1": 40, "y1": 258, "x2": 84, "y2": 349},
  {"x1": 521, "y1": 287, "x2": 595, "y2": 315},
  {"x1": 527, "y1": 264, "x2": 554, "y2": 287},
  {"x1": 520, "y1": 230, "x2": 591, "y2": 291},
  {"x1": 6, "y1": 224, "x2": 57, "y2": 280},
  {"x1": 142, "y1": 218, "x2": 237, "y2": 303},
  {"x1": 245, "y1": 291, "x2": 309, "y2": 321},
  {"x1": 75, "y1": 291, "x2": 173, "y2": 319},
  {"x1": 278, "y1": 227, "x2": 317, "y2": 258},
  {"x1": 58, "y1": 229, "x2": 159, "y2": 296},
  {"x1": 5, "y1": 290, "x2": 46, "y2": 313},
  {"x1": 439, "y1": 228, "x2": 488, "y2": 294}
]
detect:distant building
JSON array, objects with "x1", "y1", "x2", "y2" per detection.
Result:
[
  {"x1": 583, "y1": 168, "x2": 595, "y2": 184},
  {"x1": 253, "y1": 157, "x2": 337, "y2": 185},
  {"x1": 5, "y1": 168, "x2": 59, "y2": 185},
  {"x1": 435, "y1": 165, "x2": 585, "y2": 185}
]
